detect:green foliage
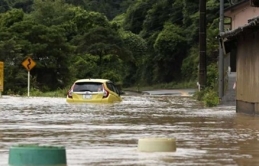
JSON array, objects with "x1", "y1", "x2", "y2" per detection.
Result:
[
  {"x1": 194, "y1": 88, "x2": 219, "y2": 107},
  {"x1": 30, "y1": 0, "x2": 72, "y2": 26},
  {"x1": 119, "y1": 30, "x2": 147, "y2": 62},
  {"x1": 71, "y1": 8, "x2": 110, "y2": 33},
  {"x1": 202, "y1": 89, "x2": 219, "y2": 107},
  {"x1": 111, "y1": 13, "x2": 126, "y2": 29},
  {"x1": 29, "y1": 87, "x2": 67, "y2": 97},
  {"x1": 0, "y1": 0, "x2": 226, "y2": 97},
  {"x1": 27, "y1": 24, "x2": 73, "y2": 90},
  {"x1": 0, "y1": 8, "x2": 24, "y2": 27},
  {"x1": 193, "y1": 90, "x2": 205, "y2": 101},
  {"x1": 206, "y1": 63, "x2": 218, "y2": 89},
  {"x1": 142, "y1": 0, "x2": 175, "y2": 36},
  {"x1": 101, "y1": 54, "x2": 124, "y2": 82},
  {"x1": 123, "y1": 0, "x2": 155, "y2": 34},
  {"x1": 74, "y1": 26, "x2": 132, "y2": 67},
  {"x1": 101, "y1": 70, "x2": 122, "y2": 83},
  {"x1": 152, "y1": 22, "x2": 187, "y2": 83},
  {"x1": 181, "y1": 45, "x2": 199, "y2": 80},
  {"x1": 70, "y1": 53, "x2": 99, "y2": 79},
  {"x1": 118, "y1": 29, "x2": 148, "y2": 86},
  {"x1": 65, "y1": 0, "x2": 135, "y2": 20},
  {"x1": 0, "y1": 2, "x2": 73, "y2": 93},
  {"x1": 154, "y1": 23, "x2": 186, "y2": 59},
  {"x1": 207, "y1": 18, "x2": 220, "y2": 64}
]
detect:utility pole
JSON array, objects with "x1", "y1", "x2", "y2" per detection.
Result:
[
  {"x1": 199, "y1": 0, "x2": 207, "y2": 90},
  {"x1": 219, "y1": 0, "x2": 224, "y2": 99}
]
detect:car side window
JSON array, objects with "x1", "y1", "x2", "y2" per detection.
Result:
[
  {"x1": 113, "y1": 84, "x2": 120, "y2": 95},
  {"x1": 107, "y1": 82, "x2": 120, "y2": 95},
  {"x1": 106, "y1": 83, "x2": 114, "y2": 92}
]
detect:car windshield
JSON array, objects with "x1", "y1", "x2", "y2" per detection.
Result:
[{"x1": 73, "y1": 82, "x2": 103, "y2": 92}]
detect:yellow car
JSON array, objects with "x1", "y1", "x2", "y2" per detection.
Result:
[{"x1": 66, "y1": 78, "x2": 122, "y2": 103}]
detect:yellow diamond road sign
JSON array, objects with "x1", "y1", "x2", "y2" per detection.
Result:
[
  {"x1": 0, "y1": 61, "x2": 3, "y2": 92},
  {"x1": 22, "y1": 57, "x2": 36, "y2": 71}
]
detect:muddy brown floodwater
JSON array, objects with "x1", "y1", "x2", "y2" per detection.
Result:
[{"x1": 0, "y1": 95, "x2": 259, "y2": 166}]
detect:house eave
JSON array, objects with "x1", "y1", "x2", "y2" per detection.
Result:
[
  {"x1": 224, "y1": 0, "x2": 249, "y2": 12},
  {"x1": 220, "y1": 15, "x2": 259, "y2": 39}
]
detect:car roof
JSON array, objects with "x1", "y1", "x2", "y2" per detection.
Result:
[{"x1": 75, "y1": 78, "x2": 110, "y2": 83}]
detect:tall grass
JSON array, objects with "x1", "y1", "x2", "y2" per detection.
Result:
[{"x1": 27, "y1": 88, "x2": 68, "y2": 97}]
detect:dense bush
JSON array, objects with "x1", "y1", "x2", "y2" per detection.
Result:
[{"x1": 194, "y1": 88, "x2": 219, "y2": 107}]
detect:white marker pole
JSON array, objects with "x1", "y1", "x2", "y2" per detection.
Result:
[{"x1": 28, "y1": 71, "x2": 30, "y2": 97}]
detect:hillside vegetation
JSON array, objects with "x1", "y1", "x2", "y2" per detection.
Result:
[{"x1": 0, "y1": 0, "x2": 232, "y2": 95}]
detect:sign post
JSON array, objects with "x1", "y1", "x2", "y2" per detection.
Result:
[
  {"x1": 0, "y1": 62, "x2": 3, "y2": 97},
  {"x1": 22, "y1": 57, "x2": 36, "y2": 97}
]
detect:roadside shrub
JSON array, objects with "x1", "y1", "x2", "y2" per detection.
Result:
[
  {"x1": 203, "y1": 89, "x2": 219, "y2": 107},
  {"x1": 194, "y1": 88, "x2": 219, "y2": 107},
  {"x1": 193, "y1": 90, "x2": 206, "y2": 101},
  {"x1": 29, "y1": 88, "x2": 42, "y2": 96},
  {"x1": 28, "y1": 88, "x2": 67, "y2": 97}
]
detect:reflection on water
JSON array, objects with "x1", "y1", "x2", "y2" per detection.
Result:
[{"x1": 0, "y1": 95, "x2": 259, "y2": 165}]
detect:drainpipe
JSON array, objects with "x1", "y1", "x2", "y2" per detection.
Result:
[{"x1": 218, "y1": 0, "x2": 224, "y2": 100}]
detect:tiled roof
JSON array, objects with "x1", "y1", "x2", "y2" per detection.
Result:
[{"x1": 220, "y1": 15, "x2": 259, "y2": 39}]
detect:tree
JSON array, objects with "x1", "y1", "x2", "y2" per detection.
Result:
[
  {"x1": 74, "y1": 26, "x2": 131, "y2": 80},
  {"x1": 118, "y1": 29, "x2": 147, "y2": 86},
  {"x1": 27, "y1": 25, "x2": 73, "y2": 91},
  {"x1": 69, "y1": 53, "x2": 99, "y2": 79},
  {"x1": 29, "y1": 0, "x2": 72, "y2": 26},
  {"x1": 141, "y1": 0, "x2": 182, "y2": 38},
  {"x1": 0, "y1": 2, "x2": 74, "y2": 92},
  {"x1": 123, "y1": 0, "x2": 156, "y2": 34},
  {"x1": 70, "y1": 7, "x2": 110, "y2": 33},
  {"x1": 153, "y1": 22, "x2": 187, "y2": 82},
  {"x1": 0, "y1": 8, "x2": 24, "y2": 27},
  {"x1": 0, "y1": 9, "x2": 28, "y2": 94},
  {"x1": 65, "y1": 0, "x2": 136, "y2": 20},
  {"x1": 0, "y1": 0, "x2": 232, "y2": 93}
]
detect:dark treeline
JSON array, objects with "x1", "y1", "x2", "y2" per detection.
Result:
[{"x1": 0, "y1": 0, "x2": 232, "y2": 94}]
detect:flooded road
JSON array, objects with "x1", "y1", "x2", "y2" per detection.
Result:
[{"x1": 0, "y1": 95, "x2": 259, "y2": 166}]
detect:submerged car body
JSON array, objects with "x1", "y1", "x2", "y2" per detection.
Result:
[{"x1": 66, "y1": 79, "x2": 122, "y2": 103}]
